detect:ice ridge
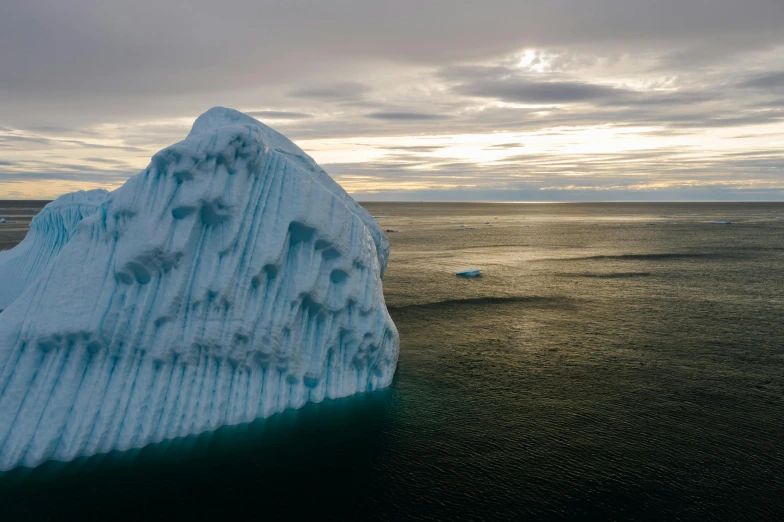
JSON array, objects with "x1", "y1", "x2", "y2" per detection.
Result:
[{"x1": 0, "y1": 189, "x2": 109, "y2": 310}]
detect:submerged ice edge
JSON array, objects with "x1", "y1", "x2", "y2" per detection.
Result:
[{"x1": 0, "y1": 107, "x2": 399, "y2": 471}]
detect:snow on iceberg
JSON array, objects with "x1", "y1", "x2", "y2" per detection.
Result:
[
  {"x1": 0, "y1": 107, "x2": 399, "y2": 471},
  {"x1": 0, "y1": 189, "x2": 108, "y2": 310}
]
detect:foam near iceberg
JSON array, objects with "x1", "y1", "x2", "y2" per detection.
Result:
[
  {"x1": 0, "y1": 189, "x2": 108, "y2": 310},
  {"x1": 0, "y1": 107, "x2": 399, "y2": 471}
]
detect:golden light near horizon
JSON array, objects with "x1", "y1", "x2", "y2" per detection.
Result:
[{"x1": 3, "y1": 115, "x2": 784, "y2": 198}]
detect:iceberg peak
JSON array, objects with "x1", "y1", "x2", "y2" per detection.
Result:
[
  {"x1": 188, "y1": 106, "x2": 261, "y2": 137},
  {"x1": 178, "y1": 107, "x2": 389, "y2": 275}
]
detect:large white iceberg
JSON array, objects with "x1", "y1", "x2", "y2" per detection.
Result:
[
  {"x1": 0, "y1": 107, "x2": 399, "y2": 471},
  {"x1": 0, "y1": 189, "x2": 108, "y2": 310}
]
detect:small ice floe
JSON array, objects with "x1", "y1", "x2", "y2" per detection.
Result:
[
  {"x1": 775, "y1": 217, "x2": 783, "y2": 220},
  {"x1": 711, "y1": 220, "x2": 731, "y2": 224},
  {"x1": 385, "y1": 229, "x2": 399, "y2": 233},
  {"x1": 456, "y1": 268, "x2": 482, "y2": 277},
  {"x1": 0, "y1": 218, "x2": 6, "y2": 223},
  {"x1": 689, "y1": 213, "x2": 700, "y2": 216},
  {"x1": 373, "y1": 215, "x2": 389, "y2": 219}
]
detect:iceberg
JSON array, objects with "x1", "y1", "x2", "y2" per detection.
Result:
[
  {"x1": 0, "y1": 189, "x2": 109, "y2": 310},
  {"x1": 456, "y1": 268, "x2": 482, "y2": 277},
  {"x1": 0, "y1": 107, "x2": 399, "y2": 471}
]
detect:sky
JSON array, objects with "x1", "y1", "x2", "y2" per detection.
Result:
[{"x1": 1, "y1": 0, "x2": 783, "y2": 201}]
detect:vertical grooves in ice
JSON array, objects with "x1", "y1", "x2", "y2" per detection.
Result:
[
  {"x1": 0, "y1": 190, "x2": 108, "y2": 310},
  {"x1": 0, "y1": 108, "x2": 398, "y2": 471}
]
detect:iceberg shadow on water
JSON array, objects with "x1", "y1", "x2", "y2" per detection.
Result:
[{"x1": 0, "y1": 385, "x2": 394, "y2": 486}]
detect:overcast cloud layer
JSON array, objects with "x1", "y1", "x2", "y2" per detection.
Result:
[{"x1": 1, "y1": 0, "x2": 783, "y2": 200}]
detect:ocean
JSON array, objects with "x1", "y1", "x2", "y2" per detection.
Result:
[{"x1": 1, "y1": 201, "x2": 783, "y2": 520}]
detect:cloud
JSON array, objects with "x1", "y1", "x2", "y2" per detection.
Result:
[
  {"x1": 456, "y1": 79, "x2": 629, "y2": 104},
  {"x1": 3, "y1": 1, "x2": 784, "y2": 124},
  {"x1": 740, "y1": 71, "x2": 784, "y2": 90},
  {"x1": 0, "y1": 135, "x2": 53, "y2": 146},
  {"x1": 82, "y1": 157, "x2": 134, "y2": 165},
  {"x1": 365, "y1": 112, "x2": 450, "y2": 121},
  {"x1": 447, "y1": 70, "x2": 716, "y2": 108},
  {"x1": 0, "y1": 134, "x2": 146, "y2": 152},
  {"x1": 288, "y1": 82, "x2": 371, "y2": 101},
  {"x1": 386, "y1": 145, "x2": 444, "y2": 152},
  {"x1": 246, "y1": 110, "x2": 314, "y2": 120},
  {"x1": 20, "y1": 125, "x2": 100, "y2": 136},
  {"x1": 485, "y1": 143, "x2": 524, "y2": 149},
  {"x1": 0, "y1": 164, "x2": 135, "y2": 183},
  {"x1": 2, "y1": 1, "x2": 784, "y2": 200},
  {"x1": 667, "y1": 112, "x2": 784, "y2": 128}
]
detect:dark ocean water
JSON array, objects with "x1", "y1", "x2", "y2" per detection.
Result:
[{"x1": 1, "y1": 202, "x2": 784, "y2": 521}]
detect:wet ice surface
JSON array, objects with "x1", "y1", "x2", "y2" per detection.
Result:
[{"x1": 2, "y1": 201, "x2": 784, "y2": 521}]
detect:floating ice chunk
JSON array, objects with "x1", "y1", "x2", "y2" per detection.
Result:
[
  {"x1": 0, "y1": 218, "x2": 6, "y2": 223},
  {"x1": 456, "y1": 268, "x2": 482, "y2": 277},
  {"x1": 711, "y1": 220, "x2": 732, "y2": 224},
  {"x1": 0, "y1": 107, "x2": 398, "y2": 471}
]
